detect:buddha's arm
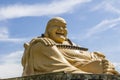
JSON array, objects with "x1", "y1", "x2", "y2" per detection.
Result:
[
  {"x1": 76, "y1": 60, "x2": 103, "y2": 74},
  {"x1": 91, "y1": 52, "x2": 119, "y2": 75},
  {"x1": 21, "y1": 42, "x2": 34, "y2": 76},
  {"x1": 21, "y1": 43, "x2": 30, "y2": 67},
  {"x1": 75, "y1": 51, "x2": 119, "y2": 74},
  {"x1": 76, "y1": 58, "x2": 119, "y2": 74}
]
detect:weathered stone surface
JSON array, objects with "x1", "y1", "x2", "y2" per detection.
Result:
[{"x1": 2, "y1": 72, "x2": 120, "y2": 80}]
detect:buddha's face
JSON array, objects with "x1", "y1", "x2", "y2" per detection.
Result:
[{"x1": 48, "y1": 23, "x2": 67, "y2": 43}]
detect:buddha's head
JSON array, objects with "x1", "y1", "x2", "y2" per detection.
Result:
[{"x1": 44, "y1": 17, "x2": 68, "y2": 43}]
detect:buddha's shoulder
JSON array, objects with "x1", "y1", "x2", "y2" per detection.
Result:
[{"x1": 30, "y1": 37, "x2": 55, "y2": 46}]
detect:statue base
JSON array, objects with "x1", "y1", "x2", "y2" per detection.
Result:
[{"x1": 2, "y1": 72, "x2": 120, "y2": 80}]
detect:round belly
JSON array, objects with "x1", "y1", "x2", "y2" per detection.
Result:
[{"x1": 60, "y1": 49, "x2": 91, "y2": 60}]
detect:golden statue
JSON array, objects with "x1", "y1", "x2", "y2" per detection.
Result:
[{"x1": 21, "y1": 17, "x2": 119, "y2": 76}]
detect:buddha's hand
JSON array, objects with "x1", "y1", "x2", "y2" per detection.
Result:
[
  {"x1": 78, "y1": 60, "x2": 103, "y2": 73},
  {"x1": 102, "y1": 59, "x2": 119, "y2": 75}
]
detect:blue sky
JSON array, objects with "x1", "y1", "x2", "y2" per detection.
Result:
[{"x1": 0, "y1": 0, "x2": 120, "y2": 78}]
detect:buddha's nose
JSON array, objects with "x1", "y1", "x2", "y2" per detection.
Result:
[
  {"x1": 59, "y1": 27, "x2": 64, "y2": 30},
  {"x1": 58, "y1": 27, "x2": 64, "y2": 33}
]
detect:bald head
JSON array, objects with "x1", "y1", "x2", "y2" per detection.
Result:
[{"x1": 47, "y1": 17, "x2": 66, "y2": 25}]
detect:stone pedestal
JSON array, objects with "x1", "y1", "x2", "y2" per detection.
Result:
[{"x1": 2, "y1": 72, "x2": 120, "y2": 80}]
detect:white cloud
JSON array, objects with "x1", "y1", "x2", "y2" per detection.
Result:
[
  {"x1": 0, "y1": 27, "x2": 9, "y2": 39},
  {"x1": 0, "y1": 51, "x2": 23, "y2": 79},
  {"x1": 85, "y1": 17, "x2": 120, "y2": 38},
  {"x1": 1, "y1": 51, "x2": 23, "y2": 64},
  {"x1": 0, "y1": 64, "x2": 23, "y2": 79},
  {"x1": 92, "y1": 0, "x2": 120, "y2": 14},
  {"x1": 0, "y1": 27, "x2": 27, "y2": 42},
  {"x1": 0, "y1": 0, "x2": 91, "y2": 21},
  {"x1": 0, "y1": 38, "x2": 27, "y2": 43},
  {"x1": 104, "y1": 3, "x2": 120, "y2": 14}
]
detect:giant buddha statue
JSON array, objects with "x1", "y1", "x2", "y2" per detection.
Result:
[{"x1": 21, "y1": 17, "x2": 119, "y2": 76}]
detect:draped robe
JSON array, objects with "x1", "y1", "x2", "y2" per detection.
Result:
[{"x1": 21, "y1": 37, "x2": 117, "y2": 76}]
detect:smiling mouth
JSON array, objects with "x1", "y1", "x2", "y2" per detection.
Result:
[{"x1": 56, "y1": 32, "x2": 64, "y2": 35}]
